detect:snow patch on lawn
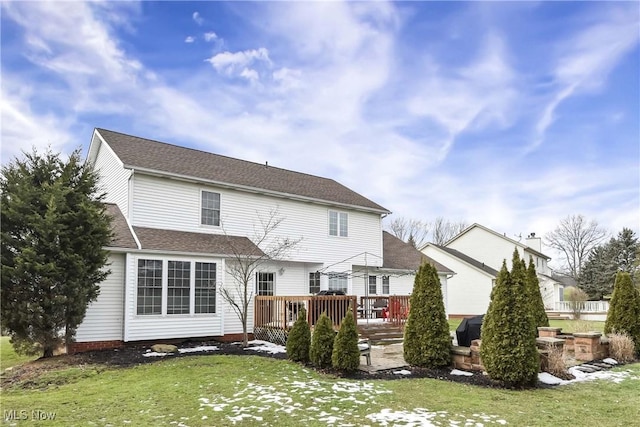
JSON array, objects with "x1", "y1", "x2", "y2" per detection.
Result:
[
  {"x1": 199, "y1": 374, "x2": 511, "y2": 425},
  {"x1": 366, "y1": 408, "x2": 508, "y2": 426}
]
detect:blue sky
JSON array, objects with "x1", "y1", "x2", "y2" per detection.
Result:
[{"x1": 1, "y1": 1, "x2": 638, "y2": 265}]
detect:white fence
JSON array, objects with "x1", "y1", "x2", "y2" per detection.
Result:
[{"x1": 554, "y1": 300, "x2": 609, "y2": 313}]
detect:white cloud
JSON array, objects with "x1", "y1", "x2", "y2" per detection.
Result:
[
  {"x1": 204, "y1": 32, "x2": 217, "y2": 42},
  {"x1": 206, "y1": 47, "x2": 270, "y2": 79},
  {"x1": 531, "y1": 5, "x2": 640, "y2": 151},
  {"x1": 185, "y1": 36, "x2": 195, "y2": 43},
  {"x1": 406, "y1": 32, "x2": 516, "y2": 162},
  {"x1": 192, "y1": 11, "x2": 203, "y2": 26}
]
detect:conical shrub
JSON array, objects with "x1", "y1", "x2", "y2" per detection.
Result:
[
  {"x1": 526, "y1": 258, "x2": 549, "y2": 328},
  {"x1": 403, "y1": 261, "x2": 451, "y2": 368},
  {"x1": 481, "y1": 249, "x2": 539, "y2": 387},
  {"x1": 286, "y1": 307, "x2": 311, "y2": 362},
  {"x1": 605, "y1": 272, "x2": 640, "y2": 355},
  {"x1": 310, "y1": 312, "x2": 335, "y2": 368},
  {"x1": 332, "y1": 307, "x2": 360, "y2": 371}
]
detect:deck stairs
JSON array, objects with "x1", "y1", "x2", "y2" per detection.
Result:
[{"x1": 358, "y1": 322, "x2": 404, "y2": 345}]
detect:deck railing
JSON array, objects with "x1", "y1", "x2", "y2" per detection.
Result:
[
  {"x1": 359, "y1": 296, "x2": 390, "y2": 319},
  {"x1": 255, "y1": 295, "x2": 358, "y2": 331},
  {"x1": 388, "y1": 295, "x2": 411, "y2": 328},
  {"x1": 554, "y1": 300, "x2": 609, "y2": 313}
]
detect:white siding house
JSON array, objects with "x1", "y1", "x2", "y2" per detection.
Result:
[
  {"x1": 422, "y1": 223, "x2": 563, "y2": 318},
  {"x1": 73, "y1": 128, "x2": 453, "y2": 351}
]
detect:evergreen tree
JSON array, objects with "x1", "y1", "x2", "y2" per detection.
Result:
[
  {"x1": 403, "y1": 262, "x2": 451, "y2": 368},
  {"x1": 332, "y1": 307, "x2": 360, "y2": 371},
  {"x1": 309, "y1": 313, "x2": 335, "y2": 368},
  {"x1": 286, "y1": 307, "x2": 311, "y2": 363},
  {"x1": 526, "y1": 258, "x2": 549, "y2": 328},
  {"x1": 1, "y1": 148, "x2": 112, "y2": 357},
  {"x1": 605, "y1": 272, "x2": 640, "y2": 354},
  {"x1": 579, "y1": 228, "x2": 639, "y2": 299},
  {"x1": 481, "y1": 249, "x2": 539, "y2": 386}
]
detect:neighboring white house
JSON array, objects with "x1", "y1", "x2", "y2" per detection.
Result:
[
  {"x1": 421, "y1": 223, "x2": 564, "y2": 317},
  {"x1": 73, "y1": 128, "x2": 452, "y2": 351},
  {"x1": 422, "y1": 245, "x2": 497, "y2": 317}
]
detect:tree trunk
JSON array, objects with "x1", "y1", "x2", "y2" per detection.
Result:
[{"x1": 43, "y1": 346, "x2": 54, "y2": 358}]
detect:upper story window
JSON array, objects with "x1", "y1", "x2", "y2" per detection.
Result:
[
  {"x1": 201, "y1": 191, "x2": 220, "y2": 226},
  {"x1": 329, "y1": 211, "x2": 348, "y2": 237}
]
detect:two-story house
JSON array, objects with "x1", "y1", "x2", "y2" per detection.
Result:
[
  {"x1": 422, "y1": 223, "x2": 563, "y2": 317},
  {"x1": 72, "y1": 128, "x2": 451, "y2": 352}
]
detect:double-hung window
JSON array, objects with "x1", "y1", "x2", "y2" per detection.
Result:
[
  {"x1": 256, "y1": 272, "x2": 275, "y2": 296},
  {"x1": 195, "y1": 262, "x2": 217, "y2": 314},
  {"x1": 309, "y1": 272, "x2": 321, "y2": 294},
  {"x1": 329, "y1": 211, "x2": 348, "y2": 237},
  {"x1": 368, "y1": 275, "x2": 377, "y2": 295},
  {"x1": 137, "y1": 260, "x2": 163, "y2": 315},
  {"x1": 201, "y1": 191, "x2": 220, "y2": 226},
  {"x1": 382, "y1": 275, "x2": 390, "y2": 294},
  {"x1": 167, "y1": 261, "x2": 190, "y2": 314},
  {"x1": 328, "y1": 272, "x2": 348, "y2": 293}
]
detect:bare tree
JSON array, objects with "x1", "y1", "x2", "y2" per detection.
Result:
[
  {"x1": 385, "y1": 217, "x2": 430, "y2": 248},
  {"x1": 432, "y1": 217, "x2": 468, "y2": 245},
  {"x1": 220, "y1": 208, "x2": 302, "y2": 347},
  {"x1": 545, "y1": 214, "x2": 608, "y2": 280}
]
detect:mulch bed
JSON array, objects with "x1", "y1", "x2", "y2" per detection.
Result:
[{"x1": 3, "y1": 340, "x2": 553, "y2": 390}]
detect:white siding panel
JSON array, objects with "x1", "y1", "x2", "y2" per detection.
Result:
[
  {"x1": 447, "y1": 227, "x2": 524, "y2": 272},
  {"x1": 423, "y1": 247, "x2": 493, "y2": 316},
  {"x1": 131, "y1": 174, "x2": 383, "y2": 267},
  {"x1": 76, "y1": 254, "x2": 125, "y2": 342},
  {"x1": 123, "y1": 253, "x2": 224, "y2": 341},
  {"x1": 93, "y1": 142, "x2": 131, "y2": 218}
]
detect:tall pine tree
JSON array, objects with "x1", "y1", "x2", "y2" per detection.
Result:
[
  {"x1": 403, "y1": 262, "x2": 451, "y2": 368},
  {"x1": 1, "y1": 148, "x2": 112, "y2": 357}
]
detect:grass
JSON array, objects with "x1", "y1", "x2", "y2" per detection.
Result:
[
  {"x1": 0, "y1": 336, "x2": 37, "y2": 371},
  {"x1": 1, "y1": 340, "x2": 639, "y2": 426}
]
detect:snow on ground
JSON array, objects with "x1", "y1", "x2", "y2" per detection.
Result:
[
  {"x1": 366, "y1": 409, "x2": 508, "y2": 426},
  {"x1": 538, "y1": 366, "x2": 640, "y2": 386},
  {"x1": 143, "y1": 346, "x2": 219, "y2": 357},
  {"x1": 198, "y1": 372, "x2": 511, "y2": 426},
  {"x1": 450, "y1": 369, "x2": 474, "y2": 377},
  {"x1": 243, "y1": 340, "x2": 287, "y2": 354}
]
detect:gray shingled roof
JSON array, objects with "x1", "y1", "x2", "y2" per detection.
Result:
[
  {"x1": 104, "y1": 203, "x2": 138, "y2": 249},
  {"x1": 434, "y1": 245, "x2": 498, "y2": 276},
  {"x1": 382, "y1": 232, "x2": 453, "y2": 274},
  {"x1": 96, "y1": 128, "x2": 389, "y2": 213},
  {"x1": 133, "y1": 227, "x2": 263, "y2": 256}
]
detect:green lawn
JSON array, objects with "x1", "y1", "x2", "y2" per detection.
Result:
[
  {"x1": 0, "y1": 336, "x2": 37, "y2": 371},
  {"x1": 2, "y1": 340, "x2": 639, "y2": 426}
]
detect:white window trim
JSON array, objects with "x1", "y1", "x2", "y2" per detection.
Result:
[
  {"x1": 328, "y1": 210, "x2": 348, "y2": 238},
  {"x1": 256, "y1": 271, "x2": 276, "y2": 296},
  {"x1": 134, "y1": 255, "x2": 220, "y2": 318},
  {"x1": 200, "y1": 189, "x2": 221, "y2": 228}
]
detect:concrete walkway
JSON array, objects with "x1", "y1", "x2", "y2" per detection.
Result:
[{"x1": 359, "y1": 343, "x2": 409, "y2": 373}]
